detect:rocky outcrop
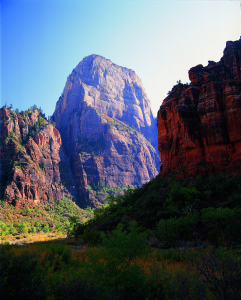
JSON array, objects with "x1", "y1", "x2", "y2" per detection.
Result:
[
  {"x1": 52, "y1": 55, "x2": 159, "y2": 205},
  {"x1": 0, "y1": 107, "x2": 77, "y2": 207},
  {"x1": 157, "y1": 39, "x2": 241, "y2": 177}
]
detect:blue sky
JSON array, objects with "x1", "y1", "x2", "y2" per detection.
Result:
[{"x1": 1, "y1": 0, "x2": 240, "y2": 118}]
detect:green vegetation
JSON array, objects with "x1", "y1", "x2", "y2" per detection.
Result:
[
  {"x1": 1, "y1": 223, "x2": 241, "y2": 299},
  {"x1": 28, "y1": 115, "x2": 47, "y2": 138},
  {"x1": 1, "y1": 105, "x2": 49, "y2": 146},
  {"x1": 167, "y1": 82, "x2": 190, "y2": 97},
  {"x1": 1, "y1": 104, "x2": 241, "y2": 298},
  {"x1": 78, "y1": 135, "x2": 106, "y2": 154},
  {"x1": 63, "y1": 172, "x2": 241, "y2": 298},
  {"x1": 1, "y1": 173, "x2": 241, "y2": 299},
  {"x1": 72, "y1": 172, "x2": 241, "y2": 248},
  {"x1": 101, "y1": 114, "x2": 137, "y2": 135},
  {"x1": 87, "y1": 183, "x2": 130, "y2": 196},
  {"x1": 0, "y1": 197, "x2": 93, "y2": 241}
]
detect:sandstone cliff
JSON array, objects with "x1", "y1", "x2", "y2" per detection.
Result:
[
  {"x1": 0, "y1": 107, "x2": 78, "y2": 207},
  {"x1": 157, "y1": 39, "x2": 241, "y2": 177},
  {"x1": 52, "y1": 55, "x2": 159, "y2": 205}
]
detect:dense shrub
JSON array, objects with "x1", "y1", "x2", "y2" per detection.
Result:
[
  {"x1": 81, "y1": 221, "x2": 150, "y2": 299},
  {"x1": 101, "y1": 221, "x2": 149, "y2": 263},
  {"x1": 201, "y1": 207, "x2": 241, "y2": 246},
  {"x1": 73, "y1": 172, "x2": 241, "y2": 249},
  {"x1": 156, "y1": 212, "x2": 199, "y2": 247},
  {"x1": 51, "y1": 277, "x2": 122, "y2": 300},
  {"x1": 0, "y1": 197, "x2": 92, "y2": 241},
  {"x1": 161, "y1": 185, "x2": 200, "y2": 217},
  {"x1": 81, "y1": 228, "x2": 102, "y2": 246},
  {"x1": 189, "y1": 250, "x2": 241, "y2": 300},
  {"x1": 0, "y1": 248, "x2": 46, "y2": 299},
  {"x1": 2, "y1": 242, "x2": 241, "y2": 299}
]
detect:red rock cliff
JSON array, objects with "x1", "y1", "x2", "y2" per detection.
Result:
[
  {"x1": 157, "y1": 39, "x2": 241, "y2": 177},
  {"x1": 0, "y1": 108, "x2": 78, "y2": 207}
]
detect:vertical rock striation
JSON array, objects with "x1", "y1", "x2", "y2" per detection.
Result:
[
  {"x1": 0, "y1": 108, "x2": 77, "y2": 207},
  {"x1": 157, "y1": 39, "x2": 241, "y2": 177},
  {"x1": 52, "y1": 55, "x2": 159, "y2": 206}
]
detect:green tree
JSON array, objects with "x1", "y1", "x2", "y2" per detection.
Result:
[
  {"x1": 15, "y1": 223, "x2": 28, "y2": 234},
  {"x1": 162, "y1": 185, "x2": 200, "y2": 217},
  {"x1": 101, "y1": 221, "x2": 149, "y2": 265}
]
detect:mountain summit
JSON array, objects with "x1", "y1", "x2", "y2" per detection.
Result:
[
  {"x1": 52, "y1": 55, "x2": 159, "y2": 206},
  {"x1": 54, "y1": 54, "x2": 157, "y2": 147}
]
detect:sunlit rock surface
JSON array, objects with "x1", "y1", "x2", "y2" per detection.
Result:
[
  {"x1": 157, "y1": 39, "x2": 241, "y2": 177},
  {"x1": 52, "y1": 55, "x2": 159, "y2": 206},
  {"x1": 0, "y1": 108, "x2": 78, "y2": 207}
]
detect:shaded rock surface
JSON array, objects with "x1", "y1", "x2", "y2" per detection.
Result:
[
  {"x1": 0, "y1": 108, "x2": 78, "y2": 207},
  {"x1": 157, "y1": 39, "x2": 241, "y2": 177},
  {"x1": 52, "y1": 55, "x2": 159, "y2": 206}
]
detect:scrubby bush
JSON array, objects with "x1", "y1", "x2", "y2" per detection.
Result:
[
  {"x1": 101, "y1": 221, "x2": 149, "y2": 263},
  {"x1": 15, "y1": 223, "x2": 28, "y2": 234},
  {"x1": 0, "y1": 249, "x2": 46, "y2": 299},
  {"x1": 189, "y1": 250, "x2": 241, "y2": 300},
  {"x1": 82, "y1": 221, "x2": 150, "y2": 299},
  {"x1": 156, "y1": 212, "x2": 199, "y2": 247},
  {"x1": 81, "y1": 228, "x2": 102, "y2": 246},
  {"x1": 51, "y1": 277, "x2": 122, "y2": 300},
  {"x1": 0, "y1": 222, "x2": 16, "y2": 236},
  {"x1": 201, "y1": 207, "x2": 241, "y2": 246},
  {"x1": 161, "y1": 185, "x2": 200, "y2": 217}
]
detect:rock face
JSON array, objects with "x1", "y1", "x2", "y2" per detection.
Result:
[
  {"x1": 0, "y1": 108, "x2": 77, "y2": 207},
  {"x1": 52, "y1": 55, "x2": 159, "y2": 206},
  {"x1": 157, "y1": 39, "x2": 241, "y2": 177}
]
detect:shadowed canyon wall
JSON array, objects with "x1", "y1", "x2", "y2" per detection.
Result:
[{"x1": 157, "y1": 39, "x2": 241, "y2": 177}]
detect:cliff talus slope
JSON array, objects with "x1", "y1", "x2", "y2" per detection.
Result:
[{"x1": 157, "y1": 39, "x2": 241, "y2": 177}]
